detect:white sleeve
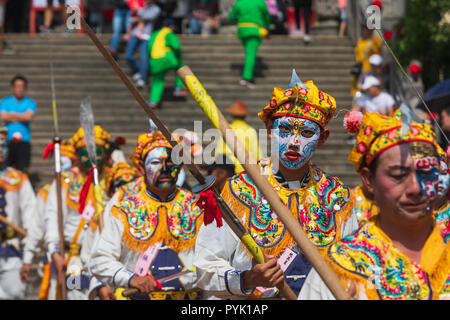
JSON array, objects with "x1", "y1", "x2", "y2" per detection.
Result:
[
  {"x1": 194, "y1": 220, "x2": 254, "y2": 299},
  {"x1": 90, "y1": 211, "x2": 135, "y2": 290},
  {"x1": 298, "y1": 268, "x2": 337, "y2": 300},
  {"x1": 18, "y1": 179, "x2": 37, "y2": 264},
  {"x1": 44, "y1": 181, "x2": 65, "y2": 256},
  {"x1": 22, "y1": 192, "x2": 45, "y2": 264}
]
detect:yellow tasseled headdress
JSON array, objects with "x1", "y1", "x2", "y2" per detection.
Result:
[
  {"x1": 347, "y1": 108, "x2": 443, "y2": 172},
  {"x1": 69, "y1": 125, "x2": 110, "y2": 150},
  {"x1": 132, "y1": 131, "x2": 172, "y2": 169},
  {"x1": 105, "y1": 162, "x2": 139, "y2": 196},
  {"x1": 258, "y1": 71, "x2": 336, "y2": 128}
]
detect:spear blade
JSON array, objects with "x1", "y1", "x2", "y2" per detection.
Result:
[{"x1": 79, "y1": 96, "x2": 97, "y2": 168}]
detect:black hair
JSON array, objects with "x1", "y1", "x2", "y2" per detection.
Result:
[
  {"x1": 11, "y1": 75, "x2": 28, "y2": 87},
  {"x1": 368, "y1": 156, "x2": 379, "y2": 176}
]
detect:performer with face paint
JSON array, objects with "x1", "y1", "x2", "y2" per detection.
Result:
[
  {"x1": 20, "y1": 141, "x2": 77, "y2": 300},
  {"x1": 90, "y1": 131, "x2": 204, "y2": 300},
  {"x1": 44, "y1": 125, "x2": 111, "y2": 300},
  {"x1": 299, "y1": 110, "x2": 450, "y2": 300},
  {"x1": 0, "y1": 126, "x2": 36, "y2": 299},
  {"x1": 343, "y1": 110, "x2": 450, "y2": 230},
  {"x1": 193, "y1": 72, "x2": 359, "y2": 299},
  {"x1": 82, "y1": 161, "x2": 140, "y2": 300}
]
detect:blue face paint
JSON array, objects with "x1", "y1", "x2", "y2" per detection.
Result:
[
  {"x1": 413, "y1": 156, "x2": 440, "y2": 201},
  {"x1": 272, "y1": 117, "x2": 321, "y2": 169},
  {"x1": 437, "y1": 158, "x2": 450, "y2": 198}
]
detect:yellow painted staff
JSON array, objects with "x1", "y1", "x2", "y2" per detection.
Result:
[
  {"x1": 177, "y1": 66, "x2": 350, "y2": 300},
  {"x1": 78, "y1": 13, "x2": 297, "y2": 300}
]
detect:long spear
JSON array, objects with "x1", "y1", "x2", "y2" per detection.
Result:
[
  {"x1": 176, "y1": 66, "x2": 350, "y2": 300},
  {"x1": 78, "y1": 14, "x2": 297, "y2": 300},
  {"x1": 79, "y1": 96, "x2": 104, "y2": 232},
  {"x1": 48, "y1": 37, "x2": 67, "y2": 300}
]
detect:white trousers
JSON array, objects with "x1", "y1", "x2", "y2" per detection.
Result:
[{"x1": 0, "y1": 257, "x2": 26, "y2": 300}]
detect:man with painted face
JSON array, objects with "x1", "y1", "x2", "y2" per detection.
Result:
[
  {"x1": 0, "y1": 126, "x2": 36, "y2": 299},
  {"x1": 44, "y1": 126, "x2": 111, "y2": 300},
  {"x1": 193, "y1": 71, "x2": 358, "y2": 299},
  {"x1": 299, "y1": 110, "x2": 450, "y2": 300},
  {"x1": 343, "y1": 110, "x2": 450, "y2": 230},
  {"x1": 90, "y1": 131, "x2": 204, "y2": 300}
]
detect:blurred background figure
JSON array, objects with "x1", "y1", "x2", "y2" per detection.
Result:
[
  {"x1": 353, "y1": 76, "x2": 395, "y2": 116},
  {"x1": 215, "y1": 101, "x2": 261, "y2": 174},
  {"x1": 188, "y1": 0, "x2": 220, "y2": 37},
  {"x1": 336, "y1": 0, "x2": 347, "y2": 37},
  {"x1": 290, "y1": 0, "x2": 313, "y2": 43},
  {"x1": 200, "y1": 155, "x2": 235, "y2": 191},
  {"x1": 229, "y1": 0, "x2": 271, "y2": 88},
  {"x1": 109, "y1": 0, "x2": 131, "y2": 60},
  {"x1": 357, "y1": 54, "x2": 388, "y2": 92},
  {"x1": 125, "y1": 0, "x2": 161, "y2": 90},
  {"x1": 40, "y1": 0, "x2": 68, "y2": 34},
  {"x1": 351, "y1": 24, "x2": 382, "y2": 96},
  {"x1": 0, "y1": 75, "x2": 36, "y2": 173},
  {"x1": 148, "y1": 17, "x2": 187, "y2": 110},
  {"x1": 265, "y1": 0, "x2": 288, "y2": 35}
]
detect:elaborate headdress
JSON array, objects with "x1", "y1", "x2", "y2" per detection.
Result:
[
  {"x1": 132, "y1": 131, "x2": 172, "y2": 168},
  {"x1": 344, "y1": 105, "x2": 444, "y2": 173},
  {"x1": 105, "y1": 162, "x2": 139, "y2": 196},
  {"x1": 68, "y1": 125, "x2": 111, "y2": 150},
  {"x1": 258, "y1": 70, "x2": 337, "y2": 128}
]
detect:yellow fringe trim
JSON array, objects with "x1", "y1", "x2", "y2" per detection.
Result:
[
  {"x1": 326, "y1": 219, "x2": 450, "y2": 300},
  {"x1": 110, "y1": 189, "x2": 204, "y2": 254},
  {"x1": 0, "y1": 169, "x2": 26, "y2": 192},
  {"x1": 220, "y1": 163, "x2": 354, "y2": 260}
]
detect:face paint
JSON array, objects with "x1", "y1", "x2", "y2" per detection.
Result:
[
  {"x1": 436, "y1": 156, "x2": 450, "y2": 198},
  {"x1": 272, "y1": 117, "x2": 320, "y2": 169},
  {"x1": 78, "y1": 146, "x2": 105, "y2": 169},
  {"x1": 413, "y1": 156, "x2": 440, "y2": 201},
  {"x1": 144, "y1": 147, "x2": 181, "y2": 191}
]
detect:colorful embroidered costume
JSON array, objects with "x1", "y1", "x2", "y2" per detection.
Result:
[
  {"x1": 0, "y1": 125, "x2": 36, "y2": 300},
  {"x1": 44, "y1": 126, "x2": 110, "y2": 300},
  {"x1": 194, "y1": 76, "x2": 359, "y2": 299},
  {"x1": 299, "y1": 109, "x2": 450, "y2": 300},
  {"x1": 0, "y1": 167, "x2": 36, "y2": 300},
  {"x1": 90, "y1": 132, "x2": 204, "y2": 300},
  {"x1": 352, "y1": 184, "x2": 378, "y2": 226}
]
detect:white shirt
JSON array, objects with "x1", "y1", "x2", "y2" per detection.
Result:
[{"x1": 358, "y1": 91, "x2": 395, "y2": 114}]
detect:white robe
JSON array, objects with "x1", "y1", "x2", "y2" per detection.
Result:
[{"x1": 0, "y1": 170, "x2": 36, "y2": 299}]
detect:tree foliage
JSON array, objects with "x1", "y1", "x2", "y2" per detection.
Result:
[{"x1": 393, "y1": 0, "x2": 450, "y2": 90}]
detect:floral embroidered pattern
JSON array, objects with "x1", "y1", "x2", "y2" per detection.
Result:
[
  {"x1": 222, "y1": 160, "x2": 352, "y2": 256},
  {"x1": 112, "y1": 186, "x2": 203, "y2": 253},
  {"x1": 328, "y1": 222, "x2": 435, "y2": 300}
]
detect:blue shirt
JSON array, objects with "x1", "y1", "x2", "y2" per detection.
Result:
[{"x1": 0, "y1": 96, "x2": 36, "y2": 142}]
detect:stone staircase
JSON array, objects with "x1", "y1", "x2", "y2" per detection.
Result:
[{"x1": 1, "y1": 20, "x2": 361, "y2": 298}]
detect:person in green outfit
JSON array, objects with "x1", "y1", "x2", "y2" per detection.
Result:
[
  {"x1": 229, "y1": 0, "x2": 271, "y2": 88},
  {"x1": 148, "y1": 18, "x2": 187, "y2": 110}
]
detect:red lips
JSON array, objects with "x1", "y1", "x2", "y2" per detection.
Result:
[{"x1": 284, "y1": 151, "x2": 301, "y2": 161}]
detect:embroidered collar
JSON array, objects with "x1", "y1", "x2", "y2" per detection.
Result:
[
  {"x1": 327, "y1": 216, "x2": 450, "y2": 300},
  {"x1": 111, "y1": 185, "x2": 203, "y2": 253},
  {"x1": 272, "y1": 168, "x2": 311, "y2": 189}
]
